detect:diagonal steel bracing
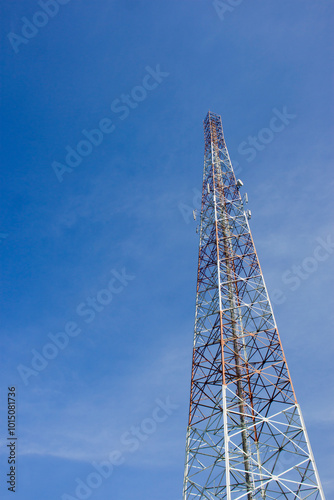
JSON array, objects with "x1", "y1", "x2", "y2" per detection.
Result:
[{"x1": 183, "y1": 112, "x2": 325, "y2": 500}]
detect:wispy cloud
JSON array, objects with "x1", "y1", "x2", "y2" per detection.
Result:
[{"x1": 4, "y1": 339, "x2": 189, "y2": 464}]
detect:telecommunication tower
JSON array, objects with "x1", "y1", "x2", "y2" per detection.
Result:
[{"x1": 183, "y1": 112, "x2": 324, "y2": 499}]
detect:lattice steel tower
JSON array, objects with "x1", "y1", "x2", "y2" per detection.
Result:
[{"x1": 183, "y1": 112, "x2": 324, "y2": 499}]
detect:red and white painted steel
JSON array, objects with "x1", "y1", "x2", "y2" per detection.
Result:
[{"x1": 183, "y1": 112, "x2": 324, "y2": 499}]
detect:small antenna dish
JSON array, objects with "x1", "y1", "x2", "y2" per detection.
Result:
[{"x1": 236, "y1": 179, "x2": 243, "y2": 188}]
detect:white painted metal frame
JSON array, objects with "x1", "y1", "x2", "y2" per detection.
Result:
[{"x1": 183, "y1": 112, "x2": 325, "y2": 500}]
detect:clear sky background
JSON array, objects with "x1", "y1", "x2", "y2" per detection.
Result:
[{"x1": 0, "y1": 1, "x2": 333, "y2": 499}]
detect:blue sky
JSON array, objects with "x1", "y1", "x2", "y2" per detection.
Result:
[{"x1": 0, "y1": 1, "x2": 333, "y2": 498}]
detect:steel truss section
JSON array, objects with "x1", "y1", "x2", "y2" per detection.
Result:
[{"x1": 183, "y1": 112, "x2": 325, "y2": 500}]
